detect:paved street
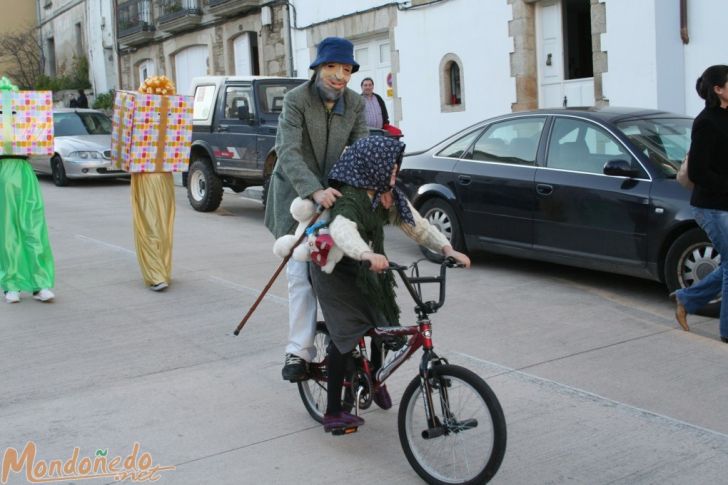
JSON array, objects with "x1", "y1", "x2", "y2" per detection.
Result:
[{"x1": 2, "y1": 178, "x2": 728, "y2": 484}]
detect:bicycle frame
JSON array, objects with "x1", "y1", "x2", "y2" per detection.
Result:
[
  {"x1": 350, "y1": 260, "x2": 458, "y2": 426},
  {"x1": 300, "y1": 259, "x2": 507, "y2": 484}
]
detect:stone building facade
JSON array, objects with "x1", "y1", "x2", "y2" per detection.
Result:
[
  {"x1": 116, "y1": 0, "x2": 292, "y2": 94},
  {"x1": 508, "y1": 0, "x2": 608, "y2": 112},
  {"x1": 35, "y1": 0, "x2": 116, "y2": 103}
]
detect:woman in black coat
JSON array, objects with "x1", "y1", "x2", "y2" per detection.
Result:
[{"x1": 673, "y1": 65, "x2": 728, "y2": 342}]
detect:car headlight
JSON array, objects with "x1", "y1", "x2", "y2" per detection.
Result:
[{"x1": 67, "y1": 151, "x2": 103, "y2": 162}]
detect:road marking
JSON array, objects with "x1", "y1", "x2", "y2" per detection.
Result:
[
  {"x1": 451, "y1": 350, "x2": 728, "y2": 440},
  {"x1": 207, "y1": 275, "x2": 288, "y2": 305},
  {"x1": 75, "y1": 234, "x2": 135, "y2": 255},
  {"x1": 76, "y1": 234, "x2": 287, "y2": 305}
]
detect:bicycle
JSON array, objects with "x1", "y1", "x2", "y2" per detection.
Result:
[{"x1": 298, "y1": 258, "x2": 507, "y2": 484}]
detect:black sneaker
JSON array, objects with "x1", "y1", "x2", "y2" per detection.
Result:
[{"x1": 281, "y1": 353, "x2": 308, "y2": 382}]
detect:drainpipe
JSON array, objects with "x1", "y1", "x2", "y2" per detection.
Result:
[
  {"x1": 113, "y1": 0, "x2": 123, "y2": 90},
  {"x1": 680, "y1": 0, "x2": 689, "y2": 44},
  {"x1": 36, "y1": 0, "x2": 43, "y2": 77},
  {"x1": 285, "y1": 2, "x2": 294, "y2": 76}
]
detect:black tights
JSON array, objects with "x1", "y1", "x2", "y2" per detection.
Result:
[{"x1": 326, "y1": 340, "x2": 383, "y2": 415}]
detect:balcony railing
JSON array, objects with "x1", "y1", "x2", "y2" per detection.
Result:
[
  {"x1": 207, "y1": 0, "x2": 260, "y2": 17},
  {"x1": 118, "y1": 0, "x2": 155, "y2": 41},
  {"x1": 119, "y1": 0, "x2": 154, "y2": 37},
  {"x1": 157, "y1": 0, "x2": 202, "y2": 32},
  {"x1": 158, "y1": 0, "x2": 201, "y2": 20}
]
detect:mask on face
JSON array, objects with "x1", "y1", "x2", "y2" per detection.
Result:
[{"x1": 315, "y1": 71, "x2": 344, "y2": 101}]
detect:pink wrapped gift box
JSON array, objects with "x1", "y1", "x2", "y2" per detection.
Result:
[
  {"x1": 111, "y1": 90, "x2": 192, "y2": 173},
  {"x1": 0, "y1": 91, "x2": 53, "y2": 156}
]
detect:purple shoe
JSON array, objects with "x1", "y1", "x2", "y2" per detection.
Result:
[
  {"x1": 323, "y1": 411, "x2": 365, "y2": 432},
  {"x1": 373, "y1": 384, "x2": 392, "y2": 410}
]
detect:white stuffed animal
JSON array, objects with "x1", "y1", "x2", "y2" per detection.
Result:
[{"x1": 272, "y1": 197, "x2": 343, "y2": 273}]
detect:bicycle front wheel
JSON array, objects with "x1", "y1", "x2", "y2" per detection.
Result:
[{"x1": 398, "y1": 364, "x2": 506, "y2": 484}]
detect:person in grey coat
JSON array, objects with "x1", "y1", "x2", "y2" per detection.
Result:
[{"x1": 264, "y1": 36, "x2": 369, "y2": 381}]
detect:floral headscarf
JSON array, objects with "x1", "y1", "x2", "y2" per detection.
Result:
[{"x1": 328, "y1": 136, "x2": 415, "y2": 225}]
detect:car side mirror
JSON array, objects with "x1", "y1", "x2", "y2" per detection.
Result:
[{"x1": 603, "y1": 159, "x2": 639, "y2": 178}]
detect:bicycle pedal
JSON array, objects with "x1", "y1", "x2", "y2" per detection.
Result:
[{"x1": 330, "y1": 426, "x2": 358, "y2": 436}]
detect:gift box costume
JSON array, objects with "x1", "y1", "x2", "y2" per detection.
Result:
[
  {"x1": 114, "y1": 76, "x2": 190, "y2": 290},
  {"x1": 0, "y1": 78, "x2": 55, "y2": 299}
]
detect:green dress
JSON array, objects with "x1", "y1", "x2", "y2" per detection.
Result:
[{"x1": 0, "y1": 158, "x2": 55, "y2": 292}]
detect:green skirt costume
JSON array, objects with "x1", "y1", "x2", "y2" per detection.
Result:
[{"x1": 0, "y1": 158, "x2": 55, "y2": 292}]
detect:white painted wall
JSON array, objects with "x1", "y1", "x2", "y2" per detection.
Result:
[
  {"x1": 601, "y1": 0, "x2": 659, "y2": 108},
  {"x1": 683, "y1": 0, "x2": 726, "y2": 116},
  {"x1": 291, "y1": 0, "x2": 393, "y2": 27},
  {"x1": 288, "y1": 0, "x2": 726, "y2": 151},
  {"x1": 86, "y1": 0, "x2": 116, "y2": 95},
  {"x1": 396, "y1": 0, "x2": 514, "y2": 151},
  {"x1": 289, "y1": 0, "x2": 393, "y2": 78},
  {"x1": 602, "y1": 0, "x2": 724, "y2": 117},
  {"x1": 654, "y1": 0, "x2": 685, "y2": 114},
  {"x1": 289, "y1": 0, "x2": 514, "y2": 151}
]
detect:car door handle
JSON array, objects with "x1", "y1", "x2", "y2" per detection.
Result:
[
  {"x1": 458, "y1": 175, "x2": 472, "y2": 185},
  {"x1": 536, "y1": 184, "x2": 553, "y2": 196},
  {"x1": 216, "y1": 125, "x2": 229, "y2": 132}
]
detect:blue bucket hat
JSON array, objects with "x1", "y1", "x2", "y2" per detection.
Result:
[{"x1": 309, "y1": 37, "x2": 360, "y2": 73}]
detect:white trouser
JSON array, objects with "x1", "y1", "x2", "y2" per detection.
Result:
[{"x1": 285, "y1": 259, "x2": 318, "y2": 361}]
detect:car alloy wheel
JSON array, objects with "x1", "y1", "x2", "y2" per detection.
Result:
[
  {"x1": 679, "y1": 243, "x2": 721, "y2": 288},
  {"x1": 665, "y1": 227, "x2": 721, "y2": 317},
  {"x1": 418, "y1": 199, "x2": 465, "y2": 262}
]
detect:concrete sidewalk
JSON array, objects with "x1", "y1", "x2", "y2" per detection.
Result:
[{"x1": 2, "y1": 180, "x2": 727, "y2": 484}]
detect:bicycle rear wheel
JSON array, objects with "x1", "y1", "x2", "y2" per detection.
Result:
[
  {"x1": 298, "y1": 322, "x2": 330, "y2": 423},
  {"x1": 297, "y1": 322, "x2": 355, "y2": 423},
  {"x1": 398, "y1": 364, "x2": 506, "y2": 484}
]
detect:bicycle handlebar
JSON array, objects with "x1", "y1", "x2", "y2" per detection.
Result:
[{"x1": 361, "y1": 257, "x2": 462, "y2": 315}]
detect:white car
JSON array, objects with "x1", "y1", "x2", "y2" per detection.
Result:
[{"x1": 29, "y1": 108, "x2": 128, "y2": 186}]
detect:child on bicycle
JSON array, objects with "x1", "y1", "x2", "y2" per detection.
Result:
[{"x1": 309, "y1": 135, "x2": 470, "y2": 433}]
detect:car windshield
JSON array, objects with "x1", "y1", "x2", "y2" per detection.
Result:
[
  {"x1": 615, "y1": 117, "x2": 692, "y2": 176},
  {"x1": 54, "y1": 112, "x2": 112, "y2": 136}
]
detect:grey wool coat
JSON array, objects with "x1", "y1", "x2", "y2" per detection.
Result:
[{"x1": 264, "y1": 80, "x2": 370, "y2": 238}]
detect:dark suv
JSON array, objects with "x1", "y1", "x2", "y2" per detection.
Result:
[{"x1": 186, "y1": 76, "x2": 305, "y2": 211}]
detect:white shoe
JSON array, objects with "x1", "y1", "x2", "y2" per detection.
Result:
[
  {"x1": 150, "y1": 282, "x2": 168, "y2": 292},
  {"x1": 5, "y1": 291, "x2": 20, "y2": 303},
  {"x1": 33, "y1": 289, "x2": 55, "y2": 302}
]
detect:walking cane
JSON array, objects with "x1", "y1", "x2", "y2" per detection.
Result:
[{"x1": 233, "y1": 209, "x2": 323, "y2": 336}]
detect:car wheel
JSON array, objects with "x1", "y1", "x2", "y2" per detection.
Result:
[
  {"x1": 418, "y1": 199, "x2": 465, "y2": 262},
  {"x1": 187, "y1": 158, "x2": 223, "y2": 212},
  {"x1": 51, "y1": 156, "x2": 69, "y2": 187},
  {"x1": 664, "y1": 228, "x2": 720, "y2": 317}
]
